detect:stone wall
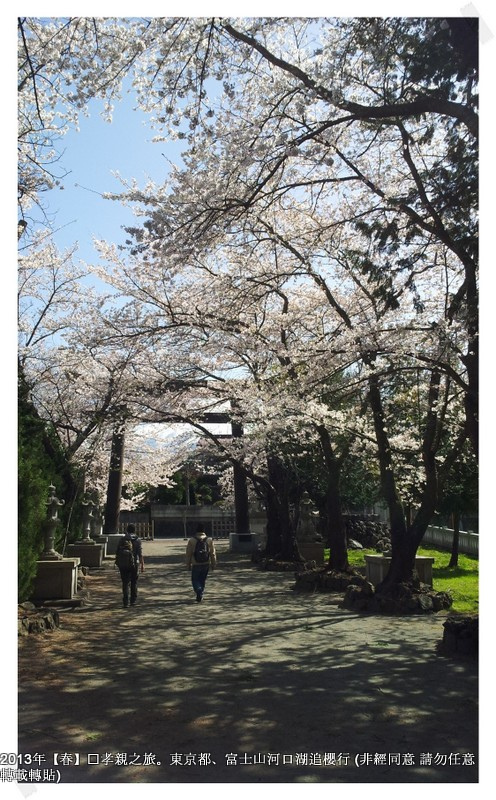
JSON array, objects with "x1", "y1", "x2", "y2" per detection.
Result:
[{"x1": 344, "y1": 515, "x2": 391, "y2": 551}]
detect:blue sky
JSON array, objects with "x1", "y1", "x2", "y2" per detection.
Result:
[{"x1": 45, "y1": 92, "x2": 183, "y2": 265}]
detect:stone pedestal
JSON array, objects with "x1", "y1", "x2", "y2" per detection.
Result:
[
  {"x1": 298, "y1": 541, "x2": 325, "y2": 565},
  {"x1": 229, "y1": 532, "x2": 261, "y2": 553},
  {"x1": 365, "y1": 554, "x2": 435, "y2": 587},
  {"x1": 31, "y1": 558, "x2": 80, "y2": 601},
  {"x1": 93, "y1": 535, "x2": 109, "y2": 558},
  {"x1": 66, "y1": 543, "x2": 104, "y2": 567},
  {"x1": 105, "y1": 534, "x2": 124, "y2": 556}
]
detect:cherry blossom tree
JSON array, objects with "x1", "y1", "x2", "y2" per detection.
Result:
[{"x1": 18, "y1": 17, "x2": 478, "y2": 592}]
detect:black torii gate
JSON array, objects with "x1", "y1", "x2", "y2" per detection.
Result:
[{"x1": 103, "y1": 411, "x2": 250, "y2": 536}]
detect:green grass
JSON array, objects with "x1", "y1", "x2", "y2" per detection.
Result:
[
  {"x1": 326, "y1": 546, "x2": 479, "y2": 614},
  {"x1": 418, "y1": 546, "x2": 478, "y2": 614}
]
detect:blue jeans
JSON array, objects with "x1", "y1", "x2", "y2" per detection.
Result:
[{"x1": 191, "y1": 565, "x2": 209, "y2": 597}]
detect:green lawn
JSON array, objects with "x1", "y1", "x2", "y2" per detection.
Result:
[{"x1": 327, "y1": 546, "x2": 479, "y2": 614}]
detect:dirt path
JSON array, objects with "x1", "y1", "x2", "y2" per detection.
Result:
[{"x1": 18, "y1": 538, "x2": 478, "y2": 784}]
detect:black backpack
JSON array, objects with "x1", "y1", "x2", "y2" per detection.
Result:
[
  {"x1": 116, "y1": 538, "x2": 136, "y2": 570},
  {"x1": 194, "y1": 536, "x2": 210, "y2": 564}
]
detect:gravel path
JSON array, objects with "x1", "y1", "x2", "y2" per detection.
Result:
[{"x1": 18, "y1": 538, "x2": 478, "y2": 785}]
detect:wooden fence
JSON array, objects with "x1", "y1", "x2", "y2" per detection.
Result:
[{"x1": 118, "y1": 521, "x2": 155, "y2": 541}]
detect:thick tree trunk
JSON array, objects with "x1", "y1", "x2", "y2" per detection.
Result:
[
  {"x1": 264, "y1": 488, "x2": 284, "y2": 556},
  {"x1": 263, "y1": 455, "x2": 297, "y2": 559},
  {"x1": 371, "y1": 369, "x2": 443, "y2": 593},
  {"x1": 377, "y1": 540, "x2": 418, "y2": 590},
  {"x1": 367, "y1": 368, "x2": 410, "y2": 588},
  {"x1": 376, "y1": 520, "x2": 428, "y2": 592},
  {"x1": 103, "y1": 427, "x2": 125, "y2": 535},
  {"x1": 464, "y1": 346, "x2": 478, "y2": 460},
  {"x1": 316, "y1": 425, "x2": 349, "y2": 571},
  {"x1": 461, "y1": 256, "x2": 479, "y2": 461},
  {"x1": 376, "y1": 484, "x2": 439, "y2": 589}
]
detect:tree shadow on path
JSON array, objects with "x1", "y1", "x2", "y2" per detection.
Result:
[{"x1": 18, "y1": 539, "x2": 478, "y2": 784}]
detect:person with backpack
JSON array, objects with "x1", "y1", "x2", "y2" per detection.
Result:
[
  {"x1": 186, "y1": 524, "x2": 217, "y2": 602},
  {"x1": 115, "y1": 523, "x2": 144, "y2": 608}
]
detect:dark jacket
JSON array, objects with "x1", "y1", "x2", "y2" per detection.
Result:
[{"x1": 116, "y1": 534, "x2": 143, "y2": 570}]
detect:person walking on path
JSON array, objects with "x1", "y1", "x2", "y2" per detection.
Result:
[
  {"x1": 115, "y1": 523, "x2": 145, "y2": 607},
  {"x1": 186, "y1": 524, "x2": 217, "y2": 602}
]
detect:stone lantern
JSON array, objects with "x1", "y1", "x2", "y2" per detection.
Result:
[
  {"x1": 32, "y1": 485, "x2": 80, "y2": 601},
  {"x1": 41, "y1": 484, "x2": 65, "y2": 560},
  {"x1": 296, "y1": 491, "x2": 325, "y2": 565},
  {"x1": 297, "y1": 491, "x2": 315, "y2": 541},
  {"x1": 80, "y1": 494, "x2": 95, "y2": 544},
  {"x1": 65, "y1": 490, "x2": 105, "y2": 567},
  {"x1": 89, "y1": 491, "x2": 104, "y2": 539}
]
